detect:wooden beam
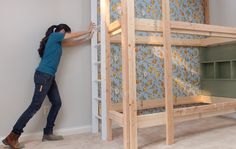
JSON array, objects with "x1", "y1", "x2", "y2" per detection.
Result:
[
  {"x1": 201, "y1": 37, "x2": 236, "y2": 47},
  {"x1": 138, "y1": 112, "x2": 166, "y2": 128},
  {"x1": 171, "y1": 21, "x2": 236, "y2": 38},
  {"x1": 162, "y1": 0, "x2": 174, "y2": 145},
  {"x1": 135, "y1": 18, "x2": 163, "y2": 32},
  {"x1": 138, "y1": 97, "x2": 236, "y2": 128},
  {"x1": 108, "y1": 19, "x2": 122, "y2": 34},
  {"x1": 138, "y1": 108, "x2": 236, "y2": 128},
  {"x1": 203, "y1": 0, "x2": 210, "y2": 24},
  {"x1": 110, "y1": 28, "x2": 122, "y2": 36},
  {"x1": 103, "y1": 0, "x2": 113, "y2": 141},
  {"x1": 109, "y1": 111, "x2": 124, "y2": 127},
  {"x1": 208, "y1": 96, "x2": 236, "y2": 103},
  {"x1": 175, "y1": 108, "x2": 236, "y2": 123},
  {"x1": 172, "y1": 21, "x2": 236, "y2": 35},
  {"x1": 172, "y1": 29, "x2": 236, "y2": 39},
  {"x1": 112, "y1": 96, "x2": 210, "y2": 112},
  {"x1": 135, "y1": 18, "x2": 236, "y2": 38},
  {"x1": 121, "y1": 0, "x2": 137, "y2": 148},
  {"x1": 134, "y1": 18, "x2": 236, "y2": 38},
  {"x1": 134, "y1": 36, "x2": 163, "y2": 45},
  {"x1": 108, "y1": 35, "x2": 163, "y2": 45},
  {"x1": 174, "y1": 101, "x2": 236, "y2": 116},
  {"x1": 171, "y1": 38, "x2": 204, "y2": 47},
  {"x1": 99, "y1": 34, "x2": 236, "y2": 47},
  {"x1": 99, "y1": 33, "x2": 207, "y2": 47},
  {"x1": 108, "y1": 35, "x2": 205, "y2": 47},
  {"x1": 99, "y1": 19, "x2": 236, "y2": 46}
]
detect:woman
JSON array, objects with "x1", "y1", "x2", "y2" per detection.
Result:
[{"x1": 2, "y1": 22, "x2": 95, "y2": 149}]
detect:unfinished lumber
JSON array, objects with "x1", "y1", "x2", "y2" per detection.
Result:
[
  {"x1": 162, "y1": 0, "x2": 175, "y2": 145},
  {"x1": 102, "y1": 0, "x2": 113, "y2": 141},
  {"x1": 121, "y1": 0, "x2": 137, "y2": 148}
]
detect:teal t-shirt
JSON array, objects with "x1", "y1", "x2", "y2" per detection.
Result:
[{"x1": 36, "y1": 32, "x2": 65, "y2": 76}]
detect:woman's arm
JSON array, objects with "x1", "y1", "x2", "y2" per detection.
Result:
[
  {"x1": 64, "y1": 31, "x2": 90, "y2": 40},
  {"x1": 62, "y1": 30, "x2": 94, "y2": 47},
  {"x1": 62, "y1": 39, "x2": 88, "y2": 47},
  {"x1": 64, "y1": 22, "x2": 96, "y2": 40}
]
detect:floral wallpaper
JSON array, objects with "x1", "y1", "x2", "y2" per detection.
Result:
[{"x1": 97, "y1": 0, "x2": 204, "y2": 103}]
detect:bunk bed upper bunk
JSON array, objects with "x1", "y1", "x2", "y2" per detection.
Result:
[{"x1": 101, "y1": 18, "x2": 236, "y2": 47}]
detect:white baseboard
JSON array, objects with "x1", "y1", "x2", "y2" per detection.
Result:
[
  {"x1": 222, "y1": 113, "x2": 236, "y2": 119},
  {"x1": 0, "y1": 125, "x2": 91, "y2": 145}
]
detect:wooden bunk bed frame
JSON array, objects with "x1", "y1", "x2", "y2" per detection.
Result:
[{"x1": 100, "y1": 0, "x2": 236, "y2": 148}]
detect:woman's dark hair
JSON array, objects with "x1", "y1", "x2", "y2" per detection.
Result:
[{"x1": 38, "y1": 24, "x2": 71, "y2": 57}]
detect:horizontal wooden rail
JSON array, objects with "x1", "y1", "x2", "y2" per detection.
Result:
[
  {"x1": 109, "y1": 110, "x2": 124, "y2": 127},
  {"x1": 109, "y1": 35, "x2": 205, "y2": 47},
  {"x1": 135, "y1": 18, "x2": 163, "y2": 32},
  {"x1": 99, "y1": 34, "x2": 236, "y2": 47},
  {"x1": 108, "y1": 19, "x2": 121, "y2": 36},
  {"x1": 99, "y1": 18, "x2": 236, "y2": 47},
  {"x1": 112, "y1": 96, "x2": 210, "y2": 112},
  {"x1": 138, "y1": 108, "x2": 236, "y2": 128},
  {"x1": 172, "y1": 29, "x2": 236, "y2": 39},
  {"x1": 201, "y1": 37, "x2": 236, "y2": 46},
  {"x1": 171, "y1": 21, "x2": 236, "y2": 35},
  {"x1": 135, "y1": 19, "x2": 236, "y2": 38},
  {"x1": 137, "y1": 96, "x2": 236, "y2": 128},
  {"x1": 134, "y1": 18, "x2": 236, "y2": 38}
]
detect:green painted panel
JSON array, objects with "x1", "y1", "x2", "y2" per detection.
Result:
[
  {"x1": 201, "y1": 80, "x2": 236, "y2": 98},
  {"x1": 232, "y1": 61, "x2": 236, "y2": 79},
  {"x1": 200, "y1": 43, "x2": 236, "y2": 98},
  {"x1": 201, "y1": 63, "x2": 214, "y2": 79},
  {"x1": 200, "y1": 44, "x2": 236, "y2": 62},
  {"x1": 215, "y1": 61, "x2": 231, "y2": 79}
]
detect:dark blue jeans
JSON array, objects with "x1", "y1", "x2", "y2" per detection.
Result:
[{"x1": 12, "y1": 71, "x2": 62, "y2": 135}]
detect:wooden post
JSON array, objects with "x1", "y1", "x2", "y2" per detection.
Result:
[
  {"x1": 101, "y1": 0, "x2": 113, "y2": 140},
  {"x1": 105, "y1": 0, "x2": 113, "y2": 141},
  {"x1": 162, "y1": 0, "x2": 175, "y2": 145},
  {"x1": 121, "y1": 0, "x2": 137, "y2": 148},
  {"x1": 203, "y1": 0, "x2": 210, "y2": 24}
]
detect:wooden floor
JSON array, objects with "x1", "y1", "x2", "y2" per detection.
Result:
[{"x1": 1, "y1": 116, "x2": 236, "y2": 149}]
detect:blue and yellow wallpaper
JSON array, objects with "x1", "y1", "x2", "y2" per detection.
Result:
[{"x1": 98, "y1": 0, "x2": 204, "y2": 103}]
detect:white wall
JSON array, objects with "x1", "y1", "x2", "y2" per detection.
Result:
[
  {"x1": 0, "y1": 0, "x2": 91, "y2": 137},
  {"x1": 209, "y1": 0, "x2": 236, "y2": 27}
]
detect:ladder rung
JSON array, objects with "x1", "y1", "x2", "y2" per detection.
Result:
[
  {"x1": 96, "y1": 115, "x2": 102, "y2": 120},
  {"x1": 95, "y1": 25, "x2": 101, "y2": 32},
  {"x1": 94, "y1": 97, "x2": 102, "y2": 101},
  {"x1": 95, "y1": 79, "x2": 102, "y2": 83},
  {"x1": 94, "y1": 61, "x2": 101, "y2": 65},
  {"x1": 94, "y1": 43, "x2": 101, "y2": 48}
]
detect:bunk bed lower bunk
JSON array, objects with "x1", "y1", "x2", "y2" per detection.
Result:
[{"x1": 108, "y1": 96, "x2": 236, "y2": 128}]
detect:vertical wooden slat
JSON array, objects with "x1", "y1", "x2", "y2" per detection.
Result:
[
  {"x1": 101, "y1": 0, "x2": 112, "y2": 140},
  {"x1": 105, "y1": 0, "x2": 113, "y2": 141},
  {"x1": 162, "y1": 0, "x2": 175, "y2": 145},
  {"x1": 121, "y1": 0, "x2": 137, "y2": 148},
  {"x1": 203, "y1": 0, "x2": 210, "y2": 24},
  {"x1": 127, "y1": 0, "x2": 137, "y2": 147}
]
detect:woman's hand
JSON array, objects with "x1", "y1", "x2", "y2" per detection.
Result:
[
  {"x1": 64, "y1": 21, "x2": 96, "y2": 41},
  {"x1": 88, "y1": 29, "x2": 95, "y2": 40},
  {"x1": 88, "y1": 22, "x2": 96, "y2": 34},
  {"x1": 87, "y1": 22, "x2": 96, "y2": 40}
]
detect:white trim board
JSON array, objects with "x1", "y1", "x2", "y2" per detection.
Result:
[
  {"x1": 222, "y1": 113, "x2": 236, "y2": 119},
  {"x1": 0, "y1": 125, "x2": 91, "y2": 145}
]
